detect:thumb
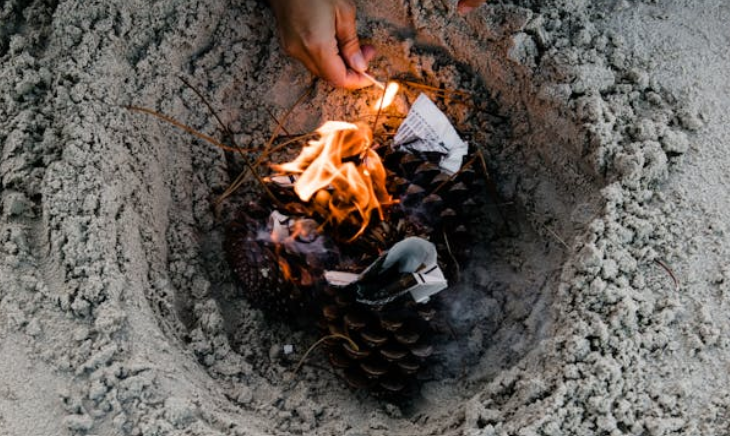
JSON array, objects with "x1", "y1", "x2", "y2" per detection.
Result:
[
  {"x1": 335, "y1": 1, "x2": 368, "y2": 72},
  {"x1": 457, "y1": 0, "x2": 487, "y2": 15}
]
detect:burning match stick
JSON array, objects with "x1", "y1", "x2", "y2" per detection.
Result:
[{"x1": 362, "y1": 71, "x2": 386, "y2": 90}]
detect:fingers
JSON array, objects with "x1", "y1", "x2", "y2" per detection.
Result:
[
  {"x1": 271, "y1": 0, "x2": 374, "y2": 89},
  {"x1": 305, "y1": 1, "x2": 374, "y2": 89},
  {"x1": 361, "y1": 44, "x2": 377, "y2": 63},
  {"x1": 335, "y1": 0, "x2": 367, "y2": 73},
  {"x1": 296, "y1": 39, "x2": 373, "y2": 90},
  {"x1": 310, "y1": 43, "x2": 372, "y2": 89},
  {"x1": 457, "y1": 0, "x2": 487, "y2": 14}
]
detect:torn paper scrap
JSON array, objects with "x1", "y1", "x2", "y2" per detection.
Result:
[
  {"x1": 324, "y1": 237, "x2": 448, "y2": 305},
  {"x1": 323, "y1": 271, "x2": 359, "y2": 287},
  {"x1": 268, "y1": 210, "x2": 290, "y2": 243},
  {"x1": 393, "y1": 93, "x2": 468, "y2": 174},
  {"x1": 263, "y1": 211, "x2": 329, "y2": 257},
  {"x1": 269, "y1": 174, "x2": 298, "y2": 188}
]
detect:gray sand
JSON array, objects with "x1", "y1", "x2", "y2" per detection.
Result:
[{"x1": 1, "y1": 0, "x2": 728, "y2": 435}]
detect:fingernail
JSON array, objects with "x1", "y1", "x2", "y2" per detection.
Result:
[
  {"x1": 351, "y1": 52, "x2": 367, "y2": 72},
  {"x1": 458, "y1": 5, "x2": 475, "y2": 15}
]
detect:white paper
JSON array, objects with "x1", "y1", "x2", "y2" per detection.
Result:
[
  {"x1": 268, "y1": 210, "x2": 290, "y2": 242},
  {"x1": 269, "y1": 175, "x2": 298, "y2": 188},
  {"x1": 323, "y1": 271, "x2": 359, "y2": 286},
  {"x1": 408, "y1": 264, "x2": 448, "y2": 304},
  {"x1": 324, "y1": 237, "x2": 448, "y2": 304},
  {"x1": 393, "y1": 94, "x2": 468, "y2": 174},
  {"x1": 263, "y1": 211, "x2": 328, "y2": 254}
]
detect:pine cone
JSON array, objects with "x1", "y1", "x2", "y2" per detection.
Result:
[
  {"x1": 364, "y1": 149, "x2": 482, "y2": 269},
  {"x1": 225, "y1": 204, "x2": 332, "y2": 318},
  {"x1": 318, "y1": 283, "x2": 438, "y2": 394},
  {"x1": 312, "y1": 150, "x2": 483, "y2": 394},
  {"x1": 224, "y1": 207, "x2": 298, "y2": 316}
]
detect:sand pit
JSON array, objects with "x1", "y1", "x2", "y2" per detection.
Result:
[{"x1": 1, "y1": 0, "x2": 729, "y2": 435}]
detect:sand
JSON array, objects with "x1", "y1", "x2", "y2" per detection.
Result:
[{"x1": 1, "y1": 0, "x2": 728, "y2": 435}]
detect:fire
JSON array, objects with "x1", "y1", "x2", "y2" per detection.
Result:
[
  {"x1": 267, "y1": 213, "x2": 323, "y2": 284},
  {"x1": 373, "y1": 82, "x2": 400, "y2": 111},
  {"x1": 272, "y1": 121, "x2": 393, "y2": 240}
]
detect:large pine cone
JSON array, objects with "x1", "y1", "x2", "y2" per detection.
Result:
[{"x1": 319, "y1": 275, "x2": 439, "y2": 393}]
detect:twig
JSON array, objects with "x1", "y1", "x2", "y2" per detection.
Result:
[
  {"x1": 290, "y1": 334, "x2": 359, "y2": 377},
  {"x1": 476, "y1": 149, "x2": 509, "y2": 227},
  {"x1": 262, "y1": 133, "x2": 316, "y2": 159},
  {"x1": 254, "y1": 132, "x2": 316, "y2": 169},
  {"x1": 398, "y1": 80, "x2": 476, "y2": 109},
  {"x1": 178, "y1": 77, "x2": 236, "y2": 146},
  {"x1": 354, "y1": 114, "x2": 406, "y2": 121},
  {"x1": 443, "y1": 231, "x2": 461, "y2": 282},
  {"x1": 476, "y1": 149, "x2": 489, "y2": 178},
  {"x1": 432, "y1": 156, "x2": 478, "y2": 195},
  {"x1": 275, "y1": 133, "x2": 310, "y2": 139},
  {"x1": 543, "y1": 224, "x2": 570, "y2": 251},
  {"x1": 233, "y1": 79, "x2": 317, "y2": 200},
  {"x1": 265, "y1": 107, "x2": 291, "y2": 136},
  {"x1": 528, "y1": 212, "x2": 569, "y2": 250},
  {"x1": 371, "y1": 72, "x2": 392, "y2": 134},
  {"x1": 654, "y1": 259, "x2": 680, "y2": 292},
  {"x1": 177, "y1": 76, "x2": 263, "y2": 199},
  {"x1": 244, "y1": 161, "x2": 286, "y2": 210},
  {"x1": 128, "y1": 81, "x2": 315, "y2": 207},
  {"x1": 180, "y1": 77, "x2": 313, "y2": 204},
  {"x1": 397, "y1": 80, "x2": 472, "y2": 98},
  {"x1": 230, "y1": 81, "x2": 315, "y2": 204},
  {"x1": 215, "y1": 133, "x2": 315, "y2": 205},
  {"x1": 124, "y1": 105, "x2": 254, "y2": 153},
  {"x1": 258, "y1": 80, "x2": 316, "y2": 169},
  {"x1": 216, "y1": 169, "x2": 249, "y2": 205}
]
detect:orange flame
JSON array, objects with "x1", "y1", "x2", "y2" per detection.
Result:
[
  {"x1": 277, "y1": 257, "x2": 293, "y2": 282},
  {"x1": 272, "y1": 121, "x2": 393, "y2": 240},
  {"x1": 269, "y1": 217, "x2": 319, "y2": 283},
  {"x1": 373, "y1": 82, "x2": 400, "y2": 112}
]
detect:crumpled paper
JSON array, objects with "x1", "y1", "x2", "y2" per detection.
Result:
[
  {"x1": 324, "y1": 237, "x2": 448, "y2": 305},
  {"x1": 393, "y1": 93, "x2": 468, "y2": 174}
]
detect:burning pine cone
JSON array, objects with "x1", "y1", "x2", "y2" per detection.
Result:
[
  {"x1": 224, "y1": 120, "x2": 485, "y2": 394},
  {"x1": 224, "y1": 205, "x2": 336, "y2": 319}
]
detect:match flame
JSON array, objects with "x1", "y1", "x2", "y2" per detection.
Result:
[
  {"x1": 272, "y1": 121, "x2": 393, "y2": 240},
  {"x1": 373, "y1": 82, "x2": 400, "y2": 112}
]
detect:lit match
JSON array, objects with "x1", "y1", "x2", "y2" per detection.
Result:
[{"x1": 361, "y1": 71, "x2": 386, "y2": 90}]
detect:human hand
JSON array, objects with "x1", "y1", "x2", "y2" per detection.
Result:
[
  {"x1": 457, "y1": 0, "x2": 488, "y2": 15},
  {"x1": 269, "y1": 0, "x2": 376, "y2": 89}
]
